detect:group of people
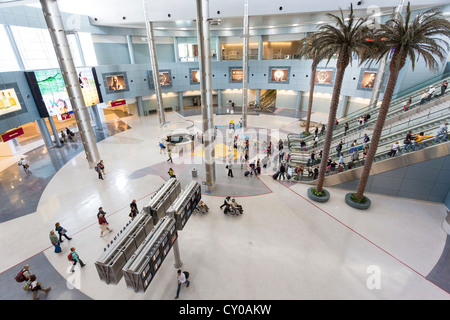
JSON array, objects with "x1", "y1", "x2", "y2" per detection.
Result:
[
  {"x1": 14, "y1": 264, "x2": 51, "y2": 300},
  {"x1": 419, "y1": 81, "x2": 447, "y2": 106},
  {"x1": 48, "y1": 222, "x2": 86, "y2": 274}
]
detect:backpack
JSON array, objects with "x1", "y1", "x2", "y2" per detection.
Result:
[
  {"x1": 15, "y1": 269, "x2": 26, "y2": 282},
  {"x1": 68, "y1": 253, "x2": 73, "y2": 261},
  {"x1": 183, "y1": 271, "x2": 189, "y2": 279}
]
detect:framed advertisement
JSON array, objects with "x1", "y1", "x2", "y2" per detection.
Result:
[
  {"x1": 0, "y1": 86, "x2": 24, "y2": 118},
  {"x1": 102, "y1": 72, "x2": 130, "y2": 94},
  {"x1": 314, "y1": 68, "x2": 335, "y2": 87},
  {"x1": 268, "y1": 67, "x2": 290, "y2": 84},
  {"x1": 189, "y1": 68, "x2": 200, "y2": 85},
  {"x1": 148, "y1": 70, "x2": 172, "y2": 89}
]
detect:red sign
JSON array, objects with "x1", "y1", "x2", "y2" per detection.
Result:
[
  {"x1": 111, "y1": 99, "x2": 126, "y2": 107},
  {"x1": 61, "y1": 113, "x2": 72, "y2": 120},
  {"x1": 1, "y1": 127, "x2": 24, "y2": 142}
]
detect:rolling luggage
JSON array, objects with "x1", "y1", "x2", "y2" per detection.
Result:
[
  {"x1": 272, "y1": 171, "x2": 280, "y2": 180},
  {"x1": 244, "y1": 171, "x2": 250, "y2": 176}
]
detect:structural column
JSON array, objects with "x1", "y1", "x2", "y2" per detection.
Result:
[
  {"x1": 257, "y1": 35, "x2": 263, "y2": 61},
  {"x1": 196, "y1": 0, "x2": 216, "y2": 191},
  {"x1": 36, "y1": 118, "x2": 54, "y2": 149},
  {"x1": 295, "y1": 91, "x2": 302, "y2": 112},
  {"x1": 126, "y1": 35, "x2": 136, "y2": 65},
  {"x1": 216, "y1": 36, "x2": 221, "y2": 61},
  {"x1": 144, "y1": 0, "x2": 166, "y2": 125},
  {"x1": 241, "y1": 0, "x2": 249, "y2": 129},
  {"x1": 337, "y1": 95, "x2": 349, "y2": 118},
  {"x1": 178, "y1": 92, "x2": 184, "y2": 112},
  {"x1": 47, "y1": 116, "x2": 61, "y2": 147},
  {"x1": 40, "y1": 0, "x2": 100, "y2": 168}
]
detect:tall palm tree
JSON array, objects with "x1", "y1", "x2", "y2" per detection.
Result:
[
  {"x1": 298, "y1": 38, "x2": 322, "y2": 134},
  {"x1": 307, "y1": 5, "x2": 370, "y2": 196},
  {"x1": 351, "y1": 3, "x2": 450, "y2": 203}
]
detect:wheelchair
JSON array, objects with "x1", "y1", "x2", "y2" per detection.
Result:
[{"x1": 223, "y1": 203, "x2": 243, "y2": 215}]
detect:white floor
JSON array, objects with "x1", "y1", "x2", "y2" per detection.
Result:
[{"x1": 0, "y1": 111, "x2": 448, "y2": 300}]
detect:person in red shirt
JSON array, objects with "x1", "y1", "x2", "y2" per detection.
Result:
[{"x1": 98, "y1": 213, "x2": 112, "y2": 237}]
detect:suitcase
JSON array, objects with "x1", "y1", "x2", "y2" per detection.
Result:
[
  {"x1": 272, "y1": 172, "x2": 280, "y2": 180},
  {"x1": 244, "y1": 171, "x2": 250, "y2": 176}
]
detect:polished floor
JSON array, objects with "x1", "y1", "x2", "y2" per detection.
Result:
[{"x1": 0, "y1": 109, "x2": 448, "y2": 300}]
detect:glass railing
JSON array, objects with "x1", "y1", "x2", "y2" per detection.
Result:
[
  {"x1": 287, "y1": 112, "x2": 449, "y2": 181},
  {"x1": 289, "y1": 73, "x2": 450, "y2": 147}
]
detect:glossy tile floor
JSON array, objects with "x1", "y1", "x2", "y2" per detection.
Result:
[{"x1": 0, "y1": 110, "x2": 449, "y2": 300}]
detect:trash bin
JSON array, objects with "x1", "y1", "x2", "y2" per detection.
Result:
[{"x1": 192, "y1": 168, "x2": 198, "y2": 178}]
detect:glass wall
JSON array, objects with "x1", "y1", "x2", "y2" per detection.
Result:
[
  {"x1": 220, "y1": 42, "x2": 259, "y2": 60},
  {"x1": 263, "y1": 41, "x2": 301, "y2": 60},
  {"x1": 0, "y1": 25, "x2": 20, "y2": 72}
]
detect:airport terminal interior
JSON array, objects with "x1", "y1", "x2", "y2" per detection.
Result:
[{"x1": 0, "y1": 0, "x2": 449, "y2": 301}]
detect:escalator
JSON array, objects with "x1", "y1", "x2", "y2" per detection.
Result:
[{"x1": 259, "y1": 89, "x2": 277, "y2": 112}]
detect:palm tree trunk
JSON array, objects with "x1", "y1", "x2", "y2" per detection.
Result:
[
  {"x1": 355, "y1": 53, "x2": 405, "y2": 199},
  {"x1": 315, "y1": 57, "x2": 348, "y2": 192},
  {"x1": 304, "y1": 65, "x2": 316, "y2": 133}
]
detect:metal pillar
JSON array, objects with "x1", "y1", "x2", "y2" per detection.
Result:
[
  {"x1": 216, "y1": 36, "x2": 221, "y2": 61},
  {"x1": 126, "y1": 35, "x2": 136, "y2": 64},
  {"x1": 196, "y1": 0, "x2": 216, "y2": 191},
  {"x1": 369, "y1": 0, "x2": 405, "y2": 107},
  {"x1": 143, "y1": 1, "x2": 166, "y2": 125},
  {"x1": 36, "y1": 118, "x2": 54, "y2": 148},
  {"x1": 173, "y1": 37, "x2": 179, "y2": 62},
  {"x1": 91, "y1": 104, "x2": 103, "y2": 128},
  {"x1": 241, "y1": 0, "x2": 249, "y2": 130},
  {"x1": 173, "y1": 239, "x2": 183, "y2": 268},
  {"x1": 295, "y1": 91, "x2": 302, "y2": 112},
  {"x1": 40, "y1": 0, "x2": 100, "y2": 168},
  {"x1": 47, "y1": 116, "x2": 61, "y2": 148}
]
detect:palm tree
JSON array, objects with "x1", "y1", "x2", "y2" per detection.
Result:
[
  {"x1": 306, "y1": 5, "x2": 370, "y2": 197},
  {"x1": 350, "y1": 3, "x2": 450, "y2": 205},
  {"x1": 298, "y1": 38, "x2": 322, "y2": 134}
]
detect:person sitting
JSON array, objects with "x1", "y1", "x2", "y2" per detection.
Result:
[
  {"x1": 197, "y1": 200, "x2": 209, "y2": 212},
  {"x1": 230, "y1": 199, "x2": 243, "y2": 214}
]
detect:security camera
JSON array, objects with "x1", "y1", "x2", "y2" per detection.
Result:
[{"x1": 357, "y1": 1, "x2": 362, "y2": 5}]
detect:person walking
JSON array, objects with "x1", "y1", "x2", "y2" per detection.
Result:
[
  {"x1": 98, "y1": 160, "x2": 105, "y2": 175},
  {"x1": 69, "y1": 247, "x2": 86, "y2": 272},
  {"x1": 434, "y1": 122, "x2": 448, "y2": 143},
  {"x1": 98, "y1": 213, "x2": 112, "y2": 237},
  {"x1": 95, "y1": 163, "x2": 104, "y2": 180},
  {"x1": 412, "y1": 132, "x2": 433, "y2": 151},
  {"x1": 49, "y1": 230, "x2": 62, "y2": 253},
  {"x1": 278, "y1": 163, "x2": 286, "y2": 181},
  {"x1": 159, "y1": 141, "x2": 166, "y2": 154},
  {"x1": 55, "y1": 222, "x2": 72, "y2": 242},
  {"x1": 402, "y1": 131, "x2": 415, "y2": 152},
  {"x1": 29, "y1": 275, "x2": 51, "y2": 300},
  {"x1": 441, "y1": 80, "x2": 448, "y2": 96},
  {"x1": 226, "y1": 161, "x2": 233, "y2": 178},
  {"x1": 388, "y1": 141, "x2": 401, "y2": 157},
  {"x1": 336, "y1": 141, "x2": 343, "y2": 157},
  {"x1": 167, "y1": 149, "x2": 173, "y2": 163},
  {"x1": 130, "y1": 199, "x2": 138, "y2": 218},
  {"x1": 168, "y1": 168, "x2": 176, "y2": 179},
  {"x1": 344, "y1": 122, "x2": 349, "y2": 136},
  {"x1": 174, "y1": 269, "x2": 190, "y2": 299},
  {"x1": 18, "y1": 157, "x2": 31, "y2": 174}
]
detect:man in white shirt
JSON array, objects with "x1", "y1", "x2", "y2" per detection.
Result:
[
  {"x1": 18, "y1": 157, "x2": 30, "y2": 173},
  {"x1": 175, "y1": 270, "x2": 190, "y2": 299},
  {"x1": 434, "y1": 122, "x2": 448, "y2": 142}
]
